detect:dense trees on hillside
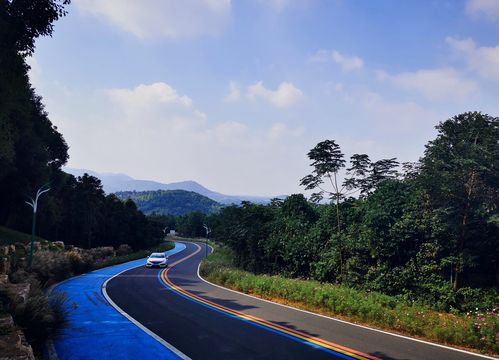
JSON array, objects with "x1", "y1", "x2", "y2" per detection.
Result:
[
  {"x1": 116, "y1": 190, "x2": 220, "y2": 216},
  {"x1": 0, "y1": 1, "x2": 162, "y2": 250},
  {"x1": 206, "y1": 112, "x2": 498, "y2": 311}
]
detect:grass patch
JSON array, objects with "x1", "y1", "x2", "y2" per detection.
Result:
[
  {"x1": 0, "y1": 226, "x2": 49, "y2": 246},
  {"x1": 200, "y1": 245, "x2": 498, "y2": 355}
]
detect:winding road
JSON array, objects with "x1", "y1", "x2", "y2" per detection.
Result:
[{"x1": 105, "y1": 241, "x2": 494, "y2": 360}]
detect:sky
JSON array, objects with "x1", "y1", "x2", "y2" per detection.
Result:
[{"x1": 29, "y1": 0, "x2": 499, "y2": 196}]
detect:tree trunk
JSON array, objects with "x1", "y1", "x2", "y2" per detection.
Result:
[{"x1": 453, "y1": 165, "x2": 477, "y2": 291}]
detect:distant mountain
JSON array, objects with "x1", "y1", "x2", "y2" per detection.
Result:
[
  {"x1": 115, "y1": 190, "x2": 220, "y2": 216},
  {"x1": 64, "y1": 167, "x2": 281, "y2": 205}
]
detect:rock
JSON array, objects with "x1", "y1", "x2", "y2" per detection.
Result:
[
  {"x1": 71, "y1": 247, "x2": 83, "y2": 253},
  {"x1": 0, "y1": 315, "x2": 14, "y2": 330},
  {"x1": 0, "y1": 329, "x2": 35, "y2": 360},
  {"x1": 52, "y1": 241, "x2": 65, "y2": 250},
  {"x1": 0, "y1": 246, "x2": 8, "y2": 256},
  {"x1": 0, "y1": 258, "x2": 10, "y2": 275},
  {"x1": 0, "y1": 275, "x2": 8, "y2": 285},
  {"x1": 10, "y1": 283, "x2": 30, "y2": 305}
]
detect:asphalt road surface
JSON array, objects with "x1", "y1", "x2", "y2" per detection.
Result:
[{"x1": 106, "y1": 241, "x2": 494, "y2": 360}]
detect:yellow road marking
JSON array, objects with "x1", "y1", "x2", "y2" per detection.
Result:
[{"x1": 162, "y1": 243, "x2": 380, "y2": 360}]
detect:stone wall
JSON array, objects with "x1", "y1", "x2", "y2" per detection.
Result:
[{"x1": 0, "y1": 275, "x2": 34, "y2": 360}]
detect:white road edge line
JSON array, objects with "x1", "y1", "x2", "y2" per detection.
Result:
[
  {"x1": 102, "y1": 254, "x2": 191, "y2": 360},
  {"x1": 196, "y1": 245, "x2": 496, "y2": 360}
]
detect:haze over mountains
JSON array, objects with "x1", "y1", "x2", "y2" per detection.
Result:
[{"x1": 64, "y1": 168, "x2": 280, "y2": 205}]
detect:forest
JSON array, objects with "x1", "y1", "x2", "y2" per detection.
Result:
[
  {"x1": 0, "y1": 0, "x2": 163, "y2": 250},
  {"x1": 116, "y1": 189, "x2": 220, "y2": 216},
  {"x1": 175, "y1": 112, "x2": 498, "y2": 312}
]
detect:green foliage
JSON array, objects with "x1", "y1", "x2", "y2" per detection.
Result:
[
  {"x1": 116, "y1": 190, "x2": 220, "y2": 216},
  {"x1": 300, "y1": 139, "x2": 345, "y2": 203},
  {"x1": 212, "y1": 202, "x2": 274, "y2": 273},
  {"x1": 1, "y1": 0, "x2": 70, "y2": 56},
  {"x1": 210, "y1": 112, "x2": 498, "y2": 319},
  {"x1": 13, "y1": 279, "x2": 69, "y2": 353},
  {"x1": 176, "y1": 212, "x2": 207, "y2": 237},
  {"x1": 201, "y1": 246, "x2": 499, "y2": 353},
  {"x1": 419, "y1": 112, "x2": 499, "y2": 290},
  {"x1": 1, "y1": 0, "x2": 161, "y2": 253}
]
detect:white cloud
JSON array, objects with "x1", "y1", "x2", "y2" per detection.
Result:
[
  {"x1": 379, "y1": 67, "x2": 478, "y2": 101},
  {"x1": 466, "y1": 0, "x2": 499, "y2": 22},
  {"x1": 446, "y1": 36, "x2": 499, "y2": 80},
  {"x1": 267, "y1": 122, "x2": 304, "y2": 141},
  {"x1": 104, "y1": 82, "x2": 206, "y2": 134},
  {"x1": 310, "y1": 49, "x2": 364, "y2": 71},
  {"x1": 246, "y1": 81, "x2": 303, "y2": 107},
  {"x1": 107, "y1": 82, "x2": 193, "y2": 108},
  {"x1": 332, "y1": 51, "x2": 364, "y2": 71},
  {"x1": 49, "y1": 81, "x2": 308, "y2": 196},
  {"x1": 75, "y1": 0, "x2": 231, "y2": 39},
  {"x1": 224, "y1": 81, "x2": 241, "y2": 102}
]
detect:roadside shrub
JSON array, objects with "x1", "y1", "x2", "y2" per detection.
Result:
[
  {"x1": 14, "y1": 282, "x2": 68, "y2": 353},
  {"x1": 88, "y1": 246, "x2": 115, "y2": 260},
  {"x1": 200, "y1": 245, "x2": 499, "y2": 354},
  {"x1": 116, "y1": 244, "x2": 132, "y2": 256},
  {"x1": 31, "y1": 251, "x2": 72, "y2": 285},
  {"x1": 67, "y1": 251, "x2": 93, "y2": 274}
]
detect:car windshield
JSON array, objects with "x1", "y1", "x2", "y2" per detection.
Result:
[{"x1": 150, "y1": 254, "x2": 165, "y2": 258}]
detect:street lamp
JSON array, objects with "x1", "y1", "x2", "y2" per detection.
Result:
[
  {"x1": 202, "y1": 224, "x2": 211, "y2": 258},
  {"x1": 25, "y1": 183, "x2": 50, "y2": 268}
]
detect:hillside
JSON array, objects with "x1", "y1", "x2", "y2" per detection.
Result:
[
  {"x1": 64, "y1": 168, "x2": 280, "y2": 204},
  {"x1": 0, "y1": 226, "x2": 48, "y2": 246},
  {"x1": 116, "y1": 190, "x2": 220, "y2": 216}
]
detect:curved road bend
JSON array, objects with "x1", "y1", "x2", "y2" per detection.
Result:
[{"x1": 106, "y1": 241, "x2": 494, "y2": 360}]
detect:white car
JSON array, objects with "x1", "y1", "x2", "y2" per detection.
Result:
[{"x1": 146, "y1": 252, "x2": 168, "y2": 268}]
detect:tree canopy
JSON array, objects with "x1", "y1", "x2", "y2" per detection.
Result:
[{"x1": 208, "y1": 112, "x2": 498, "y2": 312}]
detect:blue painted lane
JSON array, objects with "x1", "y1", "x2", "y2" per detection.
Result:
[{"x1": 48, "y1": 243, "x2": 186, "y2": 360}]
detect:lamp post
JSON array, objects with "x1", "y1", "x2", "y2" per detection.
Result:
[
  {"x1": 25, "y1": 183, "x2": 50, "y2": 269},
  {"x1": 203, "y1": 224, "x2": 211, "y2": 258}
]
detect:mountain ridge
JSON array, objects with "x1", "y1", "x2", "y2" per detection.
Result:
[{"x1": 63, "y1": 167, "x2": 281, "y2": 205}]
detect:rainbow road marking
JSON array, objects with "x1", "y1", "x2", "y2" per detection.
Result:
[{"x1": 158, "y1": 243, "x2": 380, "y2": 360}]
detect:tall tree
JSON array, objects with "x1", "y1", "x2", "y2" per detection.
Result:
[
  {"x1": 1, "y1": 0, "x2": 70, "y2": 56},
  {"x1": 300, "y1": 140, "x2": 346, "y2": 233},
  {"x1": 73, "y1": 174, "x2": 104, "y2": 248},
  {"x1": 344, "y1": 154, "x2": 371, "y2": 198},
  {"x1": 368, "y1": 158, "x2": 400, "y2": 192},
  {"x1": 0, "y1": 0, "x2": 70, "y2": 229},
  {"x1": 420, "y1": 112, "x2": 499, "y2": 290}
]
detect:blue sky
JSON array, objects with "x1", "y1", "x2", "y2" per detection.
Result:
[{"x1": 29, "y1": 0, "x2": 499, "y2": 196}]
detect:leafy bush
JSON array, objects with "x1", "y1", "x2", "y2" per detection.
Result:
[
  {"x1": 31, "y1": 251, "x2": 72, "y2": 285},
  {"x1": 201, "y1": 245, "x2": 499, "y2": 354},
  {"x1": 13, "y1": 280, "x2": 69, "y2": 353}
]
